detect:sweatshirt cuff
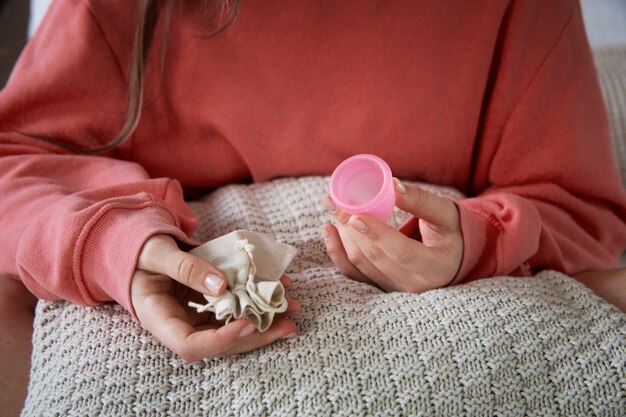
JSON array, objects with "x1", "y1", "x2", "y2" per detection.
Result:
[
  {"x1": 77, "y1": 203, "x2": 194, "y2": 318},
  {"x1": 450, "y1": 200, "x2": 501, "y2": 284}
]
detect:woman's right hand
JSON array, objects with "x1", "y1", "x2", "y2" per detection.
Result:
[{"x1": 131, "y1": 234, "x2": 299, "y2": 362}]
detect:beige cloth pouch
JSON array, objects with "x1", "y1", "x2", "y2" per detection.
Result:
[{"x1": 188, "y1": 230, "x2": 298, "y2": 331}]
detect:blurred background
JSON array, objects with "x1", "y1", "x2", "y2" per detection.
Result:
[{"x1": 0, "y1": 0, "x2": 28, "y2": 87}]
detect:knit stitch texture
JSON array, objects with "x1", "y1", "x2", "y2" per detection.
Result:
[{"x1": 23, "y1": 177, "x2": 626, "y2": 417}]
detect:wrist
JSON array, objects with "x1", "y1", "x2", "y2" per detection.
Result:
[{"x1": 79, "y1": 203, "x2": 192, "y2": 317}]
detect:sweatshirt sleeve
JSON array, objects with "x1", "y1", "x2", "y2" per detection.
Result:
[
  {"x1": 452, "y1": 1, "x2": 626, "y2": 283},
  {"x1": 0, "y1": 0, "x2": 198, "y2": 316}
]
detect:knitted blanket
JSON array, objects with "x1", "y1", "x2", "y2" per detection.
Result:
[{"x1": 23, "y1": 177, "x2": 626, "y2": 417}]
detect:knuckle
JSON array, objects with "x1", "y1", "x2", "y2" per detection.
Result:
[
  {"x1": 346, "y1": 247, "x2": 365, "y2": 265},
  {"x1": 334, "y1": 211, "x2": 350, "y2": 225},
  {"x1": 178, "y1": 350, "x2": 198, "y2": 363},
  {"x1": 362, "y1": 244, "x2": 384, "y2": 263},
  {"x1": 396, "y1": 248, "x2": 416, "y2": 265},
  {"x1": 213, "y1": 343, "x2": 233, "y2": 358},
  {"x1": 177, "y1": 342, "x2": 206, "y2": 363},
  {"x1": 211, "y1": 339, "x2": 237, "y2": 358},
  {"x1": 176, "y1": 256, "x2": 198, "y2": 287},
  {"x1": 138, "y1": 235, "x2": 169, "y2": 270},
  {"x1": 414, "y1": 189, "x2": 430, "y2": 211}
]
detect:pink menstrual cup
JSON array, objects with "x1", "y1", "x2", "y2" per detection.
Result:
[{"x1": 330, "y1": 154, "x2": 395, "y2": 221}]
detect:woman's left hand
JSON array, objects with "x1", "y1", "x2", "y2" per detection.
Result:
[{"x1": 321, "y1": 179, "x2": 463, "y2": 293}]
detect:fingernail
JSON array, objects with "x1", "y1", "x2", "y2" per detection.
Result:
[
  {"x1": 204, "y1": 274, "x2": 224, "y2": 294},
  {"x1": 282, "y1": 332, "x2": 299, "y2": 339},
  {"x1": 395, "y1": 178, "x2": 407, "y2": 194},
  {"x1": 349, "y1": 217, "x2": 368, "y2": 233},
  {"x1": 322, "y1": 195, "x2": 337, "y2": 213},
  {"x1": 239, "y1": 324, "x2": 256, "y2": 338},
  {"x1": 320, "y1": 225, "x2": 329, "y2": 239}
]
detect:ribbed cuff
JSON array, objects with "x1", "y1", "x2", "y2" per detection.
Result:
[
  {"x1": 450, "y1": 201, "x2": 500, "y2": 284},
  {"x1": 77, "y1": 202, "x2": 193, "y2": 318}
]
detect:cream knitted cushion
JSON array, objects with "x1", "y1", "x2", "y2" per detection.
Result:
[{"x1": 23, "y1": 177, "x2": 625, "y2": 417}]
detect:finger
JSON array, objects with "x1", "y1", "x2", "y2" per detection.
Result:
[
  {"x1": 196, "y1": 318, "x2": 297, "y2": 358},
  {"x1": 342, "y1": 222, "x2": 439, "y2": 293},
  {"x1": 196, "y1": 308, "x2": 300, "y2": 344},
  {"x1": 346, "y1": 214, "x2": 430, "y2": 264},
  {"x1": 180, "y1": 319, "x2": 261, "y2": 360},
  {"x1": 321, "y1": 194, "x2": 351, "y2": 224},
  {"x1": 278, "y1": 298, "x2": 301, "y2": 318},
  {"x1": 224, "y1": 318, "x2": 298, "y2": 356},
  {"x1": 334, "y1": 223, "x2": 400, "y2": 292},
  {"x1": 139, "y1": 235, "x2": 227, "y2": 296},
  {"x1": 280, "y1": 275, "x2": 292, "y2": 288},
  {"x1": 345, "y1": 215, "x2": 455, "y2": 290},
  {"x1": 141, "y1": 297, "x2": 256, "y2": 361},
  {"x1": 132, "y1": 270, "x2": 296, "y2": 361},
  {"x1": 394, "y1": 178, "x2": 459, "y2": 231},
  {"x1": 132, "y1": 270, "x2": 224, "y2": 360},
  {"x1": 321, "y1": 223, "x2": 371, "y2": 283}
]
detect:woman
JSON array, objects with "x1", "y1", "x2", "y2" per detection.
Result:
[{"x1": 1, "y1": 0, "x2": 625, "y2": 414}]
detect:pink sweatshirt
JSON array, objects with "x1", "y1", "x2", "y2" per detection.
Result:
[{"x1": 1, "y1": 0, "x2": 625, "y2": 316}]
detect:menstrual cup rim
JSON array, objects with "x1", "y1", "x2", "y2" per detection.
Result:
[{"x1": 329, "y1": 154, "x2": 394, "y2": 214}]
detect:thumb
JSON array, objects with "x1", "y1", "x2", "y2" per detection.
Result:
[
  {"x1": 394, "y1": 178, "x2": 459, "y2": 231},
  {"x1": 138, "y1": 234, "x2": 227, "y2": 296}
]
